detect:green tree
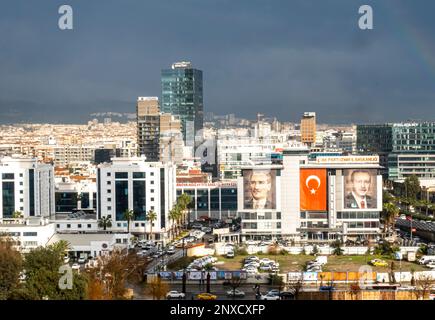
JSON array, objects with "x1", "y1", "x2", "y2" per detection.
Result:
[
  {"x1": 14, "y1": 244, "x2": 87, "y2": 300},
  {"x1": 404, "y1": 175, "x2": 421, "y2": 201},
  {"x1": 382, "y1": 203, "x2": 400, "y2": 233},
  {"x1": 177, "y1": 193, "x2": 192, "y2": 228},
  {"x1": 98, "y1": 216, "x2": 112, "y2": 231},
  {"x1": 12, "y1": 211, "x2": 23, "y2": 219},
  {"x1": 0, "y1": 237, "x2": 23, "y2": 299},
  {"x1": 123, "y1": 209, "x2": 135, "y2": 234},
  {"x1": 168, "y1": 208, "x2": 179, "y2": 240},
  {"x1": 146, "y1": 210, "x2": 157, "y2": 241}
]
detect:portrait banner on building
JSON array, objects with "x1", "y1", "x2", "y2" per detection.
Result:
[
  {"x1": 300, "y1": 169, "x2": 327, "y2": 211},
  {"x1": 243, "y1": 169, "x2": 276, "y2": 210},
  {"x1": 343, "y1": 169, "x2": 378, "y2": 210}
]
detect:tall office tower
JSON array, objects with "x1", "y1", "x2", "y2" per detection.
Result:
[
  {"x1": 161, "y1": 61, "x2": 204, "y2": 147},
  {"x1": 301, "y1": 112, "x2": 316, "y2": 147},
  {"x1": 0, "y1": 156, "x2": 55, "y2": 219},
  {"x1": 137, "y1": 97, "x2": 160, "y2": 161}
]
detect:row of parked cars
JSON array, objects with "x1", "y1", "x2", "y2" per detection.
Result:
[
  {"x1": 184, "y1": 255, "x2": 219, "y2": 272},
  {"x1": 241, "y1": 256, "x2": 280, "y2": 274}
]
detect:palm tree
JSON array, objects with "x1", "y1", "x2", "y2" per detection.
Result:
[
  {"x1": 382, "y1": 203, "x2": 400, "y2": 233},
  {"x1": 146, "y1": 210, "x2": 157, "y2": 241},
  {"x1": 123, "y1": 209, "x2": 135, "y2": 234},
  {"x1": 168, "y1": 208, "x2": 179, "y2": 240},
  {"x1": 98, "y1": 216, "x2": 112, "y2": 231},
  {"x1": 177, "y1": 193, "x2": 192, "y2": 228}
]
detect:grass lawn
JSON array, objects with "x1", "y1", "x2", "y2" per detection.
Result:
[{"x1": 214, "y1": 254, "x2": 428, "y2": 273}]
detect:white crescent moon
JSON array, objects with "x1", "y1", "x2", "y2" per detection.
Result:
[{"x1": 306, "y1": 175, "x2": 321, "y2": 189}]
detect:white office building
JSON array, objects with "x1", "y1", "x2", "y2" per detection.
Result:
[
  {"x1": 97, "y1": 157, "x2": 176, "y2": 241},
  {"x1": 0, "y1": 156, "x2": 55, "y2": 219}
]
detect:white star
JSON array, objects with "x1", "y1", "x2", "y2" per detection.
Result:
[{"x1": 310, "y1": 189, "x2": 316, "y2": 194}]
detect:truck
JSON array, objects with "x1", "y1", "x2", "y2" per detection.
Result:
[
  {"x1": 418, "y1": 255, "x2": 435, "y2": 265},
  {"x1": 314, "y1": 256, "x2": 328, "y2": 265}
]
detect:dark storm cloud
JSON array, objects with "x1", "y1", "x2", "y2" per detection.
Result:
[{"x1": 1, "y1": 0, "x2": 435, "y2": 123}]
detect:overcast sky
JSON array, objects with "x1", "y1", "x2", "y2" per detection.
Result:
[{"x1": 1, "y1": 0, "x2": 435, "y2": 124}]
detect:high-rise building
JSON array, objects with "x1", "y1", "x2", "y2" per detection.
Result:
[
  {"x1": 357, "y1": 122, "x2": 435, "y2": 183},
  {"x1": 159, "y1": 113, "x2": 184, "y2": 164},
  {"x1": 301, "y1": 112, "x2": 316, "y2": 146},
  {"x1": 137, "y1": 97, "x2": 160, "y2": 161},
  {"x1": 161, "y1": 61, "x2": 203, "y2": 147},
  {"x1": 0, "y1": 156, "x2": 55, "y2": 219},
  {"x1": 96, "y1": 157, "x2": 176, "y2": 242}
]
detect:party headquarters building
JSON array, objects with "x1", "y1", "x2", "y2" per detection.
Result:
[{"x1": 238, "y1": 147, "x2": 383, "y2": 243}]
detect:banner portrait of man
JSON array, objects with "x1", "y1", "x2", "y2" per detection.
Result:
[
  {"x1": 243, "y1": 169, "x2": 276, "y2": 210},
  {"x1": 343, "y1": 169, "x2": 378, "y2": 210}
]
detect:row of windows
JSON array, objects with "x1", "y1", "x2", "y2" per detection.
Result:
[
  {"x1": 57, "y1": 224, "x2": 93, "y2": 229},
  {"x1": 3, "y1": 232, "x2": 38, "y2": 237},
  {"x1": 241, "y1": 212, "x2": 282, "y2": 220},
  {"x1": 345, "y1": 221, "x2": 379, "y2": 228},
  {"x1": 337, "y1": 212, "x2": 380, "y2": 219},
  {"x1": 107, "y1": 172, "x2": 155, "y2": 178},
  {"x1": 242, "y1": 222, "x2": 281, "y2": 229}
]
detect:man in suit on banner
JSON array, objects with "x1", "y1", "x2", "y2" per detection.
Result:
[{"x1": 345, "y1": 170, "x2": 375, "y2": 209}]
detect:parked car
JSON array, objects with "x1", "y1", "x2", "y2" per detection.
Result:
[
  {"x1": 63, "y1": 256, "x2": 70, "y2": 264},
  {"x1": 260, "y1": 293, "x2": 280, "y2": 300},
  {"x1": 267, "y1": 289, "x2": 280, "y2": 296},
  {"x1": 166, "y1": 291, "x2": 185, "y2": 299},
  {"x1": 166, "y1": 246, "x2": 176, "y2": 255},
  {"x1": 227, "y1": 289, "x2": 245, "y2": 297},
  {"x1": 196, "y1": 293, "x2": 217, "y2": 300},
  {"x1": 78, "y1": 256, "x2": 86, "y2": 264},
  {"x1": 226, "y1": 251, "x2": 235, "y2": 258},
  {"x1": 71, "y1": 263, "x2": 80, "y2": 270},
  {"x1": 192, "y1": 224, "x2": 203, "y2": 230},
  {"x1": 370, "y1": 259, "x2": 388, "y2": 267},
  {"x1": 279, "y1": 291, "x2": 296, "y2": 299}
]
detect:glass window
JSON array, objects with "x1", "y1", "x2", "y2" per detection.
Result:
[
  {"x1": 197, "y1": 189, "x2": 209, "y2": 211},
  {"x1": 133, "y1": 180, "x2": 146, "y2": 220},
  {"x1": 2, "y1": 173, "x2": 14, "y2": 180},
  {"x1": 115, "y1": 172, "x2": 128, "y2": 179},
  {"x1": 23, "y1": 232, "x2": 37, "y2": 237},
  {"x1": 115, "y1": 181, "x2": 128, "y2": 221},
  {"x1": 221, "y1": 188, "x2": 237, "y2": 210},
  {"x1": 133, "y1": 172, "x2": 145, "y2": 179}
]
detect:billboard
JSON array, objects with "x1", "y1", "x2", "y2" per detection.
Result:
[
  {"x1": 343, "y1": 169, "x2": 378, "y2": 210},
  {"x1": 243, "y1": 169, "x2": 277, "y2": 210},
  {"x1": 300, "y1": 169, "x2": 327, "y2": 211}
]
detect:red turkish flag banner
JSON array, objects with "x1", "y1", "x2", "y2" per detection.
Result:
[{"x1": 300, "y1": 169, "x2": 327, "y2": 211}]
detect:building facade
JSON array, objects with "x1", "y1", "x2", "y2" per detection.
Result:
[
  {"x1": 97, "y1": 157, "x2": 177, "y2": 240},
  {"x1": 137, "y1": 97, "x2": 161, "y2": 161},
  {"x1": 0, "y1": 156, "x2": 55, "y2": 219},
  {"x1": 301, "y1": 112, "x2": 316, "y2": 146},
  {"x1": 237, "y1": 149, "x2": 382, "y2": 243},
  {"x1": 161, "y1": 61, "x2": 203, "y2": 147}
]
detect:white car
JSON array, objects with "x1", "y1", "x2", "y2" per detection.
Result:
[
  {"x1": 259, "y1": 265, "x2": 273, "y2": 271},
  {"x1": 78, "y1": 257, "x2": 86, "y2": 264},
  {"x1": 227, "y1": 289, "x2": 245, "y2": 297},
  {"x1": 63, "y1": 256, "x2": 70, "y2": 264},
  {"x1": 260, "y1": 293, "x2": 280, "y2": 300},
  {"x1": 260, "y1": 258, "x2": 273, "y2": 265},
  {"x1": 166, "y1": 291, "x2": 185, "y2": 299},
  {"x1": 226, "y1": 251, "x2": 235, "y2": 258},
  {"x1": 71, "y1": 263, "x2": 80, "y2": 270}
]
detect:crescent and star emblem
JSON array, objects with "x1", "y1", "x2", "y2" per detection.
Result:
[{"x1": 306, "y1": 175, "x2": 321, "y2": 195}]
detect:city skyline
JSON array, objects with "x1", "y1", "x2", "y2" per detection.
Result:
[{"x1": 1, "y1": 0, "x2": 435, "y2": 124}]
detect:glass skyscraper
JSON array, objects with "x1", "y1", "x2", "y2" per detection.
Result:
[{"x1": 161, "y1": 61, "x2": 203, "y2": 147}]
